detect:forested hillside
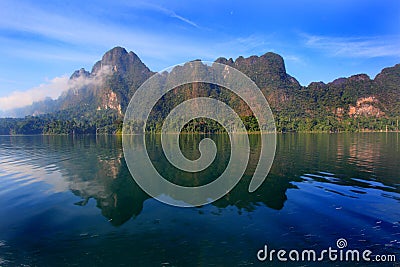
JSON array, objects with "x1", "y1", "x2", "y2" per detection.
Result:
[{"x1": 0, "y1": 47, "x2": 399, "y2": 135}]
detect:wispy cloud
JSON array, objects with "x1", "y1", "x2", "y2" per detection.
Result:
[
  {"x1": 0, "y1": 76, "x2": 69, "y2": 110},
  {"x1": 0, "y1": 1, "x2": 294, "y2": 70},
  {"x1": 0, "y1": 1, "x2": 277, "y2": 71},
  {"x1": 282, "y1": 54, "x2": 303, "y2": 64},
  {"x1": 0, "y1": 1, "x2": 290, "y2": 109},
  {"x1": 0, "y1": 67, "x2": 112, "y2": 110},
  {"x1": 121, "y1": 1, "x2": 199, "y2": 28},
  {"x1": 154, "y1": 6, "x2": 199, "y2": 28},
  {"x1": 0, "y1": 1, "x2": 205, "y2": 68},
  {"x1": 304, "y1": 34, "x2": 400, "y2": 58}
]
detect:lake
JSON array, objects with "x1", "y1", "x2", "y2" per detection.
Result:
[{"x1": 0, "y1": 133, "x2": 399, "y2": 266}]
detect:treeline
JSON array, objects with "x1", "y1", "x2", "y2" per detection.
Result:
[
  {"x1": 275, "y1": 116, "x2": 400, "y2": 133},
  {"x1": 1, "y1": 113, "x2": 399, "y2": 135},
  {"x1": 0, "y1": 106, "x2": 122, "y2": 135},
  {"x1": 0, "y1": 110, "x2": 400, "y2": 135}
]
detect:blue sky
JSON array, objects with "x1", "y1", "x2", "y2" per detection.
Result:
[{"x1": 0, "y1": 0, "x2": 399, "y2": 109}]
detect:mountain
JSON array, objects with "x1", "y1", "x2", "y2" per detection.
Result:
[
  {"x1": 58, "y1": 46, "x2": 153, "y2": 114},
  {"x1": 374, "y1": 64, "x2": 400, "y2": 116},
  {"x1": 216, "y1": 53, "x2": 301, "y2": 109},
  {"x1": 0, "y1": 46, "x2": 399, "y2": 134}
]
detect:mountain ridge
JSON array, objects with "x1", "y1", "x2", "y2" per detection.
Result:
[{"x1": 0, "y1": 46, "x2": 399, "y2": 134}]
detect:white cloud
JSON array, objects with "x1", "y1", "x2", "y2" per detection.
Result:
[
  {"x1": 0, "y1": 66, "x2": 112, "y2": 111},
  {"x1": 0, "y1": 76, "x2": 69, "y2": 110},
  {"x1": 304, "y1": 34, "x2": 400, "y2": 58}
]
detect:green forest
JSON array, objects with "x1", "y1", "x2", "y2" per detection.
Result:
[
  {"x1": 0, "y1": 47, "x2": 399, "y2": 135},
  {"x1": 1, "y1": 111, "x2": 398, "y2": 135}
]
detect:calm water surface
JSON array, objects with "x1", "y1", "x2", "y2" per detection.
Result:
[{"x1": 0, "y1": 133, "x2": 399, "y2": 266}]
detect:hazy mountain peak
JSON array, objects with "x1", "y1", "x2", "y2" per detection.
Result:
[
  {"x1": 214, "y1": 57, "x2": 234, "y2": 65},
  {"x1": 70, "y1": 68, "x2": 90, "y2": 80},
  {"x1": 91, "y1": 46, "x2": 148, "y2": 75}
]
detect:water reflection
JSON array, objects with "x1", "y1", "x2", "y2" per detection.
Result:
[
  {"x1": 61, "y1": 134, "x2": 292, "y2": 223},
  {"x1": 45, "y1": 136, "x2": 150, "y2": 226},
  {"x1": 1, "y1": 133, "x2": 399, "y2": 227}
]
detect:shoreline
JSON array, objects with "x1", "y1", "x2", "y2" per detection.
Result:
[{"x1": 1, "y1": 130, "x2": 399, "y2": 137}]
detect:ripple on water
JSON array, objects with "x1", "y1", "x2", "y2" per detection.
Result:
[{"x1": 288, "y1": 171, "x2": 400, "y2": 254}]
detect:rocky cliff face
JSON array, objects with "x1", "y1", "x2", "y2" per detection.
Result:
[
  {"x1": 55, "y1": 47, "x2": 153, "y2": 116},
  {"x1": 97, "y1": 90, "x2": 122, "y2": 115},
  {"x1": 348, "y1": 96, "x2": 384, "y2": 118},
  {"x1": 302, "y1": 71, "x2": 397, "y2": 119}
]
